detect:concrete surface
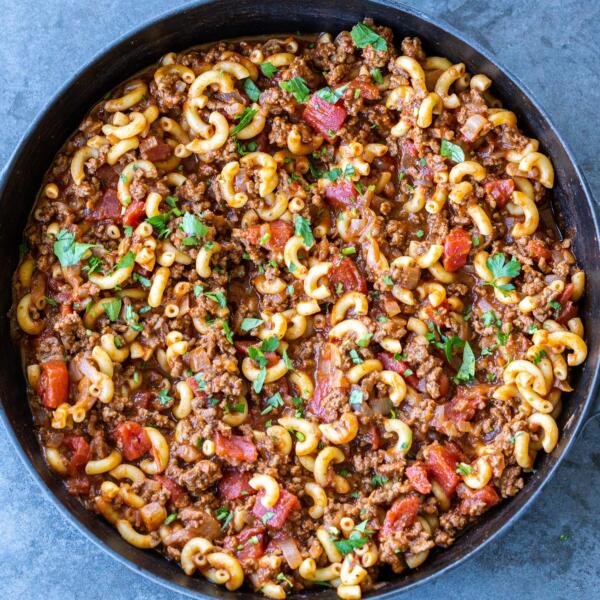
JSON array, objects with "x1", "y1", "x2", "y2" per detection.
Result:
[{"x1": 1, "y1": 0, "x2": 599, "y2": 598}]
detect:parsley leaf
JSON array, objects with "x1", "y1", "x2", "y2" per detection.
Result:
[
  {"x1": 216, "y1": 506, "x2": 233, "y2": 529},
  {"x1": 316, "y1": 84, "x2": 348, "y2": 103},
  {"x1": 456, "y1": 462, "x2": 473, "y2": 476},
  {"x1": 164, "y1": 512, "x2": 178, "y2": 525},
  {"x1": 103, "y1": 298, "x2": 122, "y2": 322},
  {"x1": 133, "y1": 272, "x2": 151, "y2": 288},
  {"x1": 261, "y1": 336, "x2": 280, "y2": 353},
  {"x1": 260, "y1": 62, "x2": 278, "y2": 78},
  {"x1": 341, "y1": 246, "x2": 356, "y2": 256},
  {"x1": 294, "y1": 215, "x2": 314, "y2": 247},
  {"x1": 261, "y1": 392, "x2": 284, "y2": 415},
  {"x1": 114, "y1": 250, "x2": 135, "y2": 270},
  {"x1": 180, "y1": 212, "x2": 208, "y2": 238},
  {"x1": 146, "y1": 212, "x2": 172, "y2": 239},
  {"x1": 454, "y1": 342, "x2": 475, "y2": 383},
  {"x1": 349, "y1": 388, "x2": 363, "y2": 406},
  {"x1": 53, "y1": 229, "x2": 96, "y2": 267},
  {"x1": 440, "y1": 139, "x2": 465, "y2": 163},
  {"x1": 254, "y1": 367, "x2": 267, "y2": 394},
  {"x1": 222, "y1": 320, "x2": 234, "y2": 343},
  {"x1": 324, "y1": 167, "x2": 342, "y2": 181},
  {"x1": 350, "y1": 22, "x2": 388, "y2": 52},
  {"x1": 204, "y1": 291, "x2": 227, "y2": 308},
  {"x1": 243, "y1": 78, "x2": 261, "y2": 102},
  {"x1": 241, "y1": 317, "x2": 263, "y2": 331},
  {"x1": 157, "y1": 389, "x2": 172, "y2": 405},
  {"x1": 83, "y1": 255, "x2": 103, "y2": 275},
  {"x1": 371, "y1": 473, "x2": 388, "y2": 487},
  {"x1": 279, "y1": 77, "x2": 310, "y2": 103},
  {"x1": 334, "y1": 530, "x2": 370, "y2": 555},
  {"x1": 231, "y1": 107, "x2": 258, "y2": 137},
  {"x1": 370, "y1": 68, "x2": 384, "y2": 84},
  {"x1": 349, "y1": 349, "x2": 363, "y2": 365},
  {"x1": 485, "y1": 253, "x2": 521, "y2": 293}
]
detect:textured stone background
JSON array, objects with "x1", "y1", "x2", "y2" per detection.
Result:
[{"x1": 1, "y1": 1, "x2": 599, "y2": 598}]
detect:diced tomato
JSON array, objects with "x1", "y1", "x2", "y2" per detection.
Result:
[
  {"x1": 443, "y1": 384, "x2": 491, "y2": 425},
  {"x1": 309, "y1": 343, "x2": 349, "y2": 421},
  {"x1": 330, "y1": 257, "x2": 367, "y2": 294},
  {"x1": 38, "y1": 360, "x2": 69, "y2": 409},
  {"x1": 155, "y1": 475, "x2": 189, "y2": 508},
  {"x1": 252, "y1": 488, "x2": 301, "y2": 529},
  {"x1": 239, "y1": 220, "x2": 293, "y2": 251},
  {"x1": 443, "y1": 228, "x2": 472, "y2": 273},
  {"x1": 95, "y1": 163, "x2": 119, "y2": 189},
  {"x1": 324, "y1": 180, "x2": 358, "y2": 209},
  {"x1": 114, "y1": 421, "x2": 152, "y2": 461},
  {"x1": 87, "y1": 188, "x2": 122, "y2": 222},
  {"x1": 366, "y1": 424, "x2": 382, "y2": 451},
  {"x1": 215, "y1": 432, "x2": 258, "y2": 463},
  {"x1": 377, "y1": 352, "x2": 419, "y2": 388},
  {"x1": 63, "y1": 435, "x2": 91, "y2": 476},
  {"x1": 122, "y1": 201, "x2": 146, "y2": 227},
  {"x1": 458, "y1": 484, "x2": 500, "y2": 515},
  {"x1": 484, "y1": 178, "x2": 514, "y2": 207},
  {"x1": 348, "y1": 78, "x2": 380, "y2": 100},
  {"x1": 527, "y1": 239, "x2": 552, "y2": 261},
  {"x1": 302, "y1": 94, "x2": 347, "y2": 140},
  {"x1": 399, "y1": 139, "x2": 418, "y2": 172},
  {"x1": 406, "y1": 462, "x2": 432, "y2": 494},
  {"x1": 66, "y1": 474, "x2": 91, "y2": 495},
  {"x1": 218, "y1": 470, "x2": 255, "y2": 500},
  {"x1": 380, "y1": 496, "x2": 420, "y2": 536},
  {"x1": 425, "y1": 444, "x2": 462, "y2": 497},
  {"x1": 144, "y1": 138, "x2": 173, "y2": 162},
  {"x1": 556, "y1": 283, "x2": 577, "y2": 325},
  {"x1": 236, "y1": 527, "x2": 267, "y2": 560}
]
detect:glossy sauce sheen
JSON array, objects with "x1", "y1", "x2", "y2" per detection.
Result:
[{"x1": 11, "y1": 20, "x2": 588, "y2": 599}]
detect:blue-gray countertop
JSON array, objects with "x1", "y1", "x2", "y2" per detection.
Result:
[{"x1": 1, "y1": 1, "x2": 599, "y2": 598}]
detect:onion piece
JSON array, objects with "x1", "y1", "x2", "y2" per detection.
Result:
[{"x1": 278, "y1": 536, "x2": 302, "y2": 569}]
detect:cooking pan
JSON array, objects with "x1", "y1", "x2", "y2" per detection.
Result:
[{"x1": 0, "y1": 0, "x2": 598, "y2": 597}]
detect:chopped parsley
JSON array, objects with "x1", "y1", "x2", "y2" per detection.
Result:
[
  {"x1": 294, "y1": 215, "x2": 314, "y2": 247},
  {"x1": 103, "y1": 298, "x2": 122, "y2": 322},
  {"x1": 235, "y1": 139, "x2": 258, "y2": 156},
  {"x1": 279, "y1": 77, "x2": 310, "y2": 103},
  {"x1": 164, "y1": 512, "x2": 178, "y2": 525},
  {"x1": 83, "y1": 255, "x2": 103, "y2": 275},
  {"x1": 260, "y1": 62, "x2": 278, "y2": 78},
  {"x1": 222, "y1": 320, "x2": 234, "y2": 343},
  {"x1": 415, "y1": 229, "x2": 425, "y2": 238},
  {"x1": 204, "y1": 291, "x2": 227, "y2": 308},
  {"x1": 215, "y1": 506, "x2": 233, "y2": 529},
  {"x1": 425, "y1": 322, "x2": 465, "y2": 363},
  {"x1": 261, "y1": 392, "x2": 284, "y2": 415},
  {"x1": 341, "y1": 246, "x2": 356, "y2": 256},
  {"x1": 532, "y1": 349, "x2": 547, "y2": 364},
  {"x1": 261, "y1": 511, "x2": 276, "y2": 525},
  {"x1": 485, "y1": 253, "x2": 521, "y2": 293},
  {"x1": 334, "y1": 520, "x2": 374, "y2": 555},
  {"x1": 549, "y1": 300, "x2": 562, "y2": 316},
  {"x1": 350, "y1": 22, "x2": 388, "y2": 51},
  {"x1": 180, "y1": 212, "x2": 208, "y2": 242},
  {"x1": 231, "y1": 107, "x2": 258, "y2": 137},
  {"x1": 243, "y1": 78, "x2": 261, "y2": 102},
  {"x1": 371, "y1": 473, "x2": 388, "y2": 487},
  {"x1": 456, "y1": 462, "x2": 473, "y2": 476},
  {"x1": 133, "y1": 272, "x2": 151, "y2": 288},
  {"x1": 454, "y1": 341, "x2": 476, "y2": 383},
  {"x1": 370, "y1": 68, "x2": 384, "y2": 84},
  {"x1": 53, "y1": 229, "x2": 96, "y2": 267},
  {"x1": 157, "y1": 389, "x2": 172, "y2": 405},
  {"x1": 349, "y1": 349, "x2": 363, "y2": 365},
  {"x1": 146, "y1": 212, "x2": 173, "y2": 239},
  {"x1": 241, "y1": 317, "x2": 263, "y2": 331},
  {"x1": 357, "y1": 334, "x2": 372, "y2": 348},
  {"x1": 383, "y1": 275, "x2": 394, "y2": 286},
  {"x1": 349, "y1": 388, "x2": 363, "y2": 406},
  {"x1": 440, "y1": 139, "x2": 465, "y2": 163},
  {"x1": 316, "y1": 84, "x2": 348, "y2": 103}
]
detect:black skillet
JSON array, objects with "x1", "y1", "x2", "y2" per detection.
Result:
[{"x1": 0, "y1": 0, "x2": 598, "y2": 598}]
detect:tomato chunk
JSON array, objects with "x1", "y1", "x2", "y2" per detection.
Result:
[
  {"x1": 252, "y1": 488, "x2": 301, "y2": 529},
  {"x1": 556, "y1": 283, "x2": 577, "y2": 325},
  {"x1": 215, "y1": 432, "x2": 258, "y2": 463},
  {"x1": 324, "y1": 180, "x2": 359, "y2": 209},
  {"x1": 377, "y1": 352, "x2": 419, "y2": 388},
  {"x1": 63, "y1": 435, "x2": 91, "y2": 476},
  {"x1": 219, "y1": 470, "x2": 255, "y2": 500},
  {"x1": 380, "y1": 496, "x2": 420, "y2": 536},
  {"x1": 122, "y1": 201, "x2": 146, "y2": 227},
  {"x1": 114, "y1": 421, "x2": 152, "y2": 461},
  {"x1": 302, "y1": 94, "x2": 347, "y2": 140},
  {"x1": 330, "y1": 257, "x2": 367, "y2": 294},
  {"x1": 426, "y1": 444, "x2": 462, "y2": 497},
  {"x1": 406, "y1": 462, "x2": 432, "y2": 494},
  {"x1": 348, "y1": 78, "x2": 380, "y2": 100},
  {"x1": 38, "y1": 360, "x2": 69, "y2": 409},
  {"x1": 443, "y1": 228, "x2": 472, "y2": 273},
  {"x1": 527, "y1": 239, "x2": 552, "y2": 261},
  {"x1": 236, "y1": 527, "x2": 267, "y2": 560},
  {"x1": 239, "y1": 220, "x2": 293, "y2": 251},
  {"x1": 458, "y1": 483, "x2": 500, "y2": 515},
  {"x1": 484, "y1": 178, "x2": 514, "y2": 207},
  {"x1": 87, "y1": 188, "x2": 122, "y2": 222},
  {"x1": 155, "y1": 475, "x2": 189, "y2": 508}
]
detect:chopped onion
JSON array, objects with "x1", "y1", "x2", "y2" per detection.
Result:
[{"x1": 279, "y1": 536, "x2": 302, "y2": 569}]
